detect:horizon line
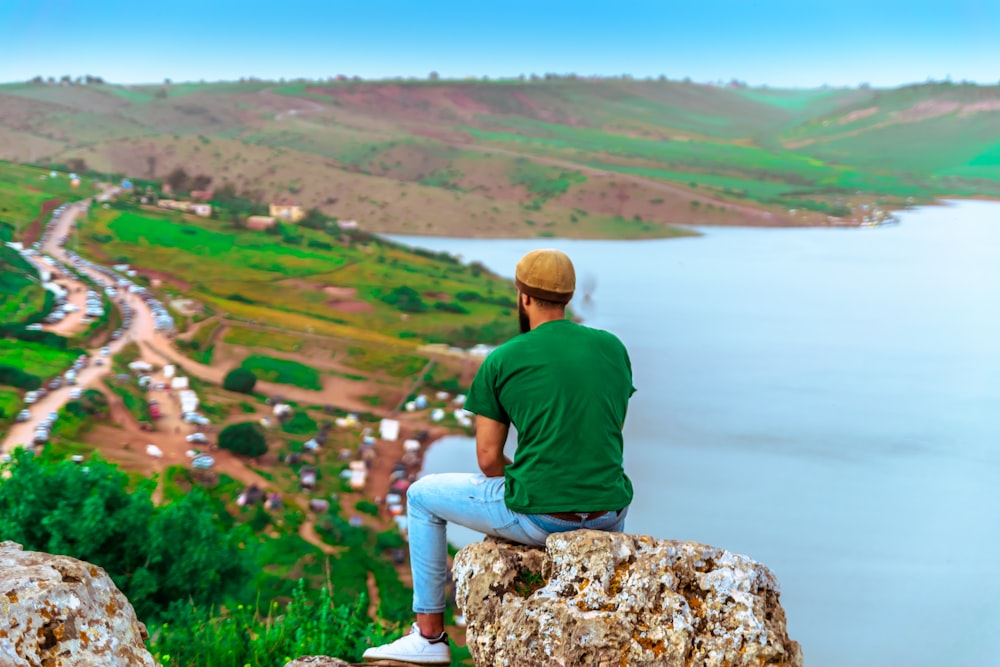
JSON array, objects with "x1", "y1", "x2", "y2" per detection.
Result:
[{"x1": 3, "y1": 74, "x2": 996, "y2": 91}]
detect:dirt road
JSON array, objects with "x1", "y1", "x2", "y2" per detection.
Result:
[{"x1": 1, "y1": 201, "x2": 138, "y2": 455}]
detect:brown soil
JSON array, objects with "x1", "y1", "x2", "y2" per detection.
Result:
[
  {"x1": 21, "y1": 199, "x2": 61, "y2": 246},
  {"x1": 327, "y1": 299, "x2": 373, "y2": 313}
]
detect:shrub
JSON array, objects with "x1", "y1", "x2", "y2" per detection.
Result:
[
  {"x1": 218, "y1": 422, "x2": 267, "y2": 457},
  {"x1": 380, "y1": 286, "x2": 426, "y2": 313},
  {"x1": 0, "y1": 365, "x2": 41, "y2": 390},
  {"x1": 375, "y1": 529, "x2": 406, "y2": 551},
  {"x1": 433, "y1": 302, "x2": 468, "y2": 315},
  {"x1": 223, "y1": 368, "x2": 257, "y2": 394},
  {"x1": 355, "y1": 500, "x2": 379, "y2": 516}
]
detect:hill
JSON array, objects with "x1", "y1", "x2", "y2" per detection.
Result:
[{"x1": 2, "y1": 78, "x2": 998, "y2": 236}]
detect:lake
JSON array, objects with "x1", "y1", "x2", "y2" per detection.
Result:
[{"x1": 392, "y1": 199, "x2": 1000, "y2": 667}]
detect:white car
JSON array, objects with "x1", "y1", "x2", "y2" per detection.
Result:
[
  {"x1": 185, "y1": 433, "x2": 208, "y2": 444},
  {"x1": 69, "y1": 388, "x2": 83, "y2": 399},
  {"x1": 101, "y1": 346, "x2": 111, "y2": 356},
  {"x1": 24, "y1": 392, "x2": 38, "y2": 405}
]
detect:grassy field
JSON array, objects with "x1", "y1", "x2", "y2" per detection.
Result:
[
  {"x1": 77, "y1": 204, "x2": 521, "y2": 347},
  {"x1": 0, "y1": 339, "x2": 77, "y2": 380},
  {"x1": 240, "y1": 354, "x2": 322, "y2": 390},
  {"x1": 0, "y1": 162, "x2": 95, "y2": 229},
  {"x1": 0, "y1": 387, "x2": 21, "y2": 432},
  {"x1": 0, "y1": 240, "x2": 47, "y2": 325},
  {"x1": 5, "y1": 79, "x2": 998, "y2": 239},
  {"x1": 344, "y1": 343, "x2": 428, "y2": 379},
  {"x1": 223, "y1": 325, "x2": 303, "y2": 353}
]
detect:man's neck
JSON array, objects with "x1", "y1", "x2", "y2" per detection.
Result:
[{"x1": 530, "y1": 310, "x2": 566, "y2": 330}]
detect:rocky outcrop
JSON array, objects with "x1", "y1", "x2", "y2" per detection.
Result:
[
  {"x1": 453, "y1": 530, "x2": 803, "y2": 667},
  {"x1": 0, "y1": 541, "x2": 156, "y2": 667},
  {"x1": 283, "y1": 658, "x2": 351, "y2": 667}
]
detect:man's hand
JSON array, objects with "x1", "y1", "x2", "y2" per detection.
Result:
[{"x1": 476, "y1": 414, "x2": 511, "y2": 477}]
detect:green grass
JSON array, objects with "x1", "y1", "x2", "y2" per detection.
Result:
[
  {"x1": 77, "y1": 206, "x2": 521, "y2": 346},
  {"x1": 279, "y1": 411, "x2": 317, "y2": 435},
  {"x1": 0, "y1": 162, "x2": 97, "y2": 231},
  {"x1": 223, "y1": 326, "x2": 303, "y2": 353},
  {"x1": 240, "y1": 355, "x2": 322, "y2": 391},
  {"x1": 507, "y1": 159, "x2": 586, "y2": 199},
  {"x1": 0, "y1": 242, "x2": 47, "y2": 324},
  {"x1": 0, "y1": 387, "x2": 21, "y2": 431},
  {"x1": 344, "y1": 344, "x2": 428, "y2": 378},
  {"x1": 104, "y1": 378, "x2": 150, "y2": 423},
  {"x1": 0, "y1": 339, "x2": 78, "y2": 380}
]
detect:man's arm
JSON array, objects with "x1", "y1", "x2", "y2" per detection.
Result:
[{"x1": 476, "y1": 414, "x2": 511, "y2": 478}]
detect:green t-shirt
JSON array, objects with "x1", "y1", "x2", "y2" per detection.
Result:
[{"x1": 465, "y1": 319, "x2": 635, "y2": 514}]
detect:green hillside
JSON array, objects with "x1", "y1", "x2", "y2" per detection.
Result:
[{"x1": 1, "y1": 78, "x2": 998, "y2": 235}]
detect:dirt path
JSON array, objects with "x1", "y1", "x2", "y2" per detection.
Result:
[{"x1": 1, "y1": 201, "x2": 140, "y2": 455}]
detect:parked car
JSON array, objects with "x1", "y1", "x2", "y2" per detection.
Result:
[
  {"x1": 24, "y1": 391, "x2": 38, "y2": 404},
  {"x1": 69, "y1": 388, "x2": 83, "y2": 400},
  {"x1": 16, "y1": 409, "x2": 31, "y2": 423},
  {"x1": 185, "y1": 433, "x2": 208, "y2": 444},
  {"x1": 101, "y1": 346, "x2": 111, "y2": 356}
]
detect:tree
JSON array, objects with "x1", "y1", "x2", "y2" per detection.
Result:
[
  {"x1": 191, "y1": 174, "x2": 213, "y2": 191},
  {"x1": 0, "y1": 452, "x2": 251, "y2": 621},
  {"x1": 165, "y1": 167, "x2": 190, "y2": 192},
  {"x1": 218, "y1": 422, "x2": 267, "y2": 457},
  {"x1": 428, "y1": 71, "x2": 439, "y2": 81},
  {"x1": 66, "y1": 157, "x2": 88, "y2": 173},
  {"x1": 223, "y1": 368, "x2": 257, "y2": 394}
]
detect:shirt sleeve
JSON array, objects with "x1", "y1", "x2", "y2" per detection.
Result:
[
  {"x1": 464, "y1": 353, "x2": 510, "y2": 425},
  {"x1": 624, "y1": 344, "x2": 637, "y2": 398}
]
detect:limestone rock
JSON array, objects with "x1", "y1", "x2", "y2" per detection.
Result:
[
  {"x1": 283, "y1": 658, "x2": 351, "y2": 667},
  {"x1": 453, "y1": 531, "x2": 803, "y2": 667},
  {"x1": 0, "y1": 541, "x2": 155, "y2": 667}
]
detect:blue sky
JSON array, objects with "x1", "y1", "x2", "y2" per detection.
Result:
[{"x1": 2, "y1": 0, "x2": 998, "y2": 87}]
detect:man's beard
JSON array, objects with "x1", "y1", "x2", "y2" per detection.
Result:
[{"x1": 518, "y1": 299, "x2": 530, "y2": 334}]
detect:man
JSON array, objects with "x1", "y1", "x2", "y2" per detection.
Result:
[{"x1": 364, "y1": 249, "x2": 635, "y2": 665}]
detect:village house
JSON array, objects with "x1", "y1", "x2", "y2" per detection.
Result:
[
  {"x1": 246, "y1": 215, "x2": 277, "y2": 231},
  {"x1": 269, "y1": 199, "x2": 305, "y2": 223},
  {"x1": 158, "y1": 199, "x2": 212, "y2": 217}
]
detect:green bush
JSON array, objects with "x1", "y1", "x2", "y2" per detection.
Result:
[
  {"x1": 433, "y1": 302, "x2": 469, "y2": 315},
  {"x1": 280, "y1": 411, "x2": 317, "y2": 435},
  {"x1": 375, "y1": 529, "x2": 406, "y2": 551},
  {"x1": 355, "y1": 500, "x2": 379, "y2": 517},
  {"x1": 0, "y1": 452, "x2": 252, "y2": 621},
  {"x1": 223, "y1": 368, "x2": 257, "y2": 394},
  {"x1": 0, "y1": 364, "x2": 41, "y2": 390},
  {"x1": 380, "y1": 286, "x2": 427, "y2": 313},
  {"x1": 218, "y1": 422, "x2": 267, "y2": 457}
]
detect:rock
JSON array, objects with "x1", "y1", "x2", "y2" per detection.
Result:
[
  {"x1": 453, "y1": 531, "x2": 803, "y2": 667},
  {"x1": 283, "y1": 658, "x2": 351, "y2": 667},
  {"x1": 0, "y1": 541, "x2": 155, "y2": 667}
]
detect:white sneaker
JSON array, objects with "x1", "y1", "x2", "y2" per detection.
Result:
[{"x1": 362, "y1": 623, "x2": 451, "y2": 664}]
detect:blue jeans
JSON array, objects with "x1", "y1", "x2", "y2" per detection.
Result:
[{"x1": 406, "y1": 472, "x2": 628, "y2": 613}]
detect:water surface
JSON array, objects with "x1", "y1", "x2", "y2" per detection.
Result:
[{"x1": 394, "y1": 200, "x2": 1000, "y2": 667}]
